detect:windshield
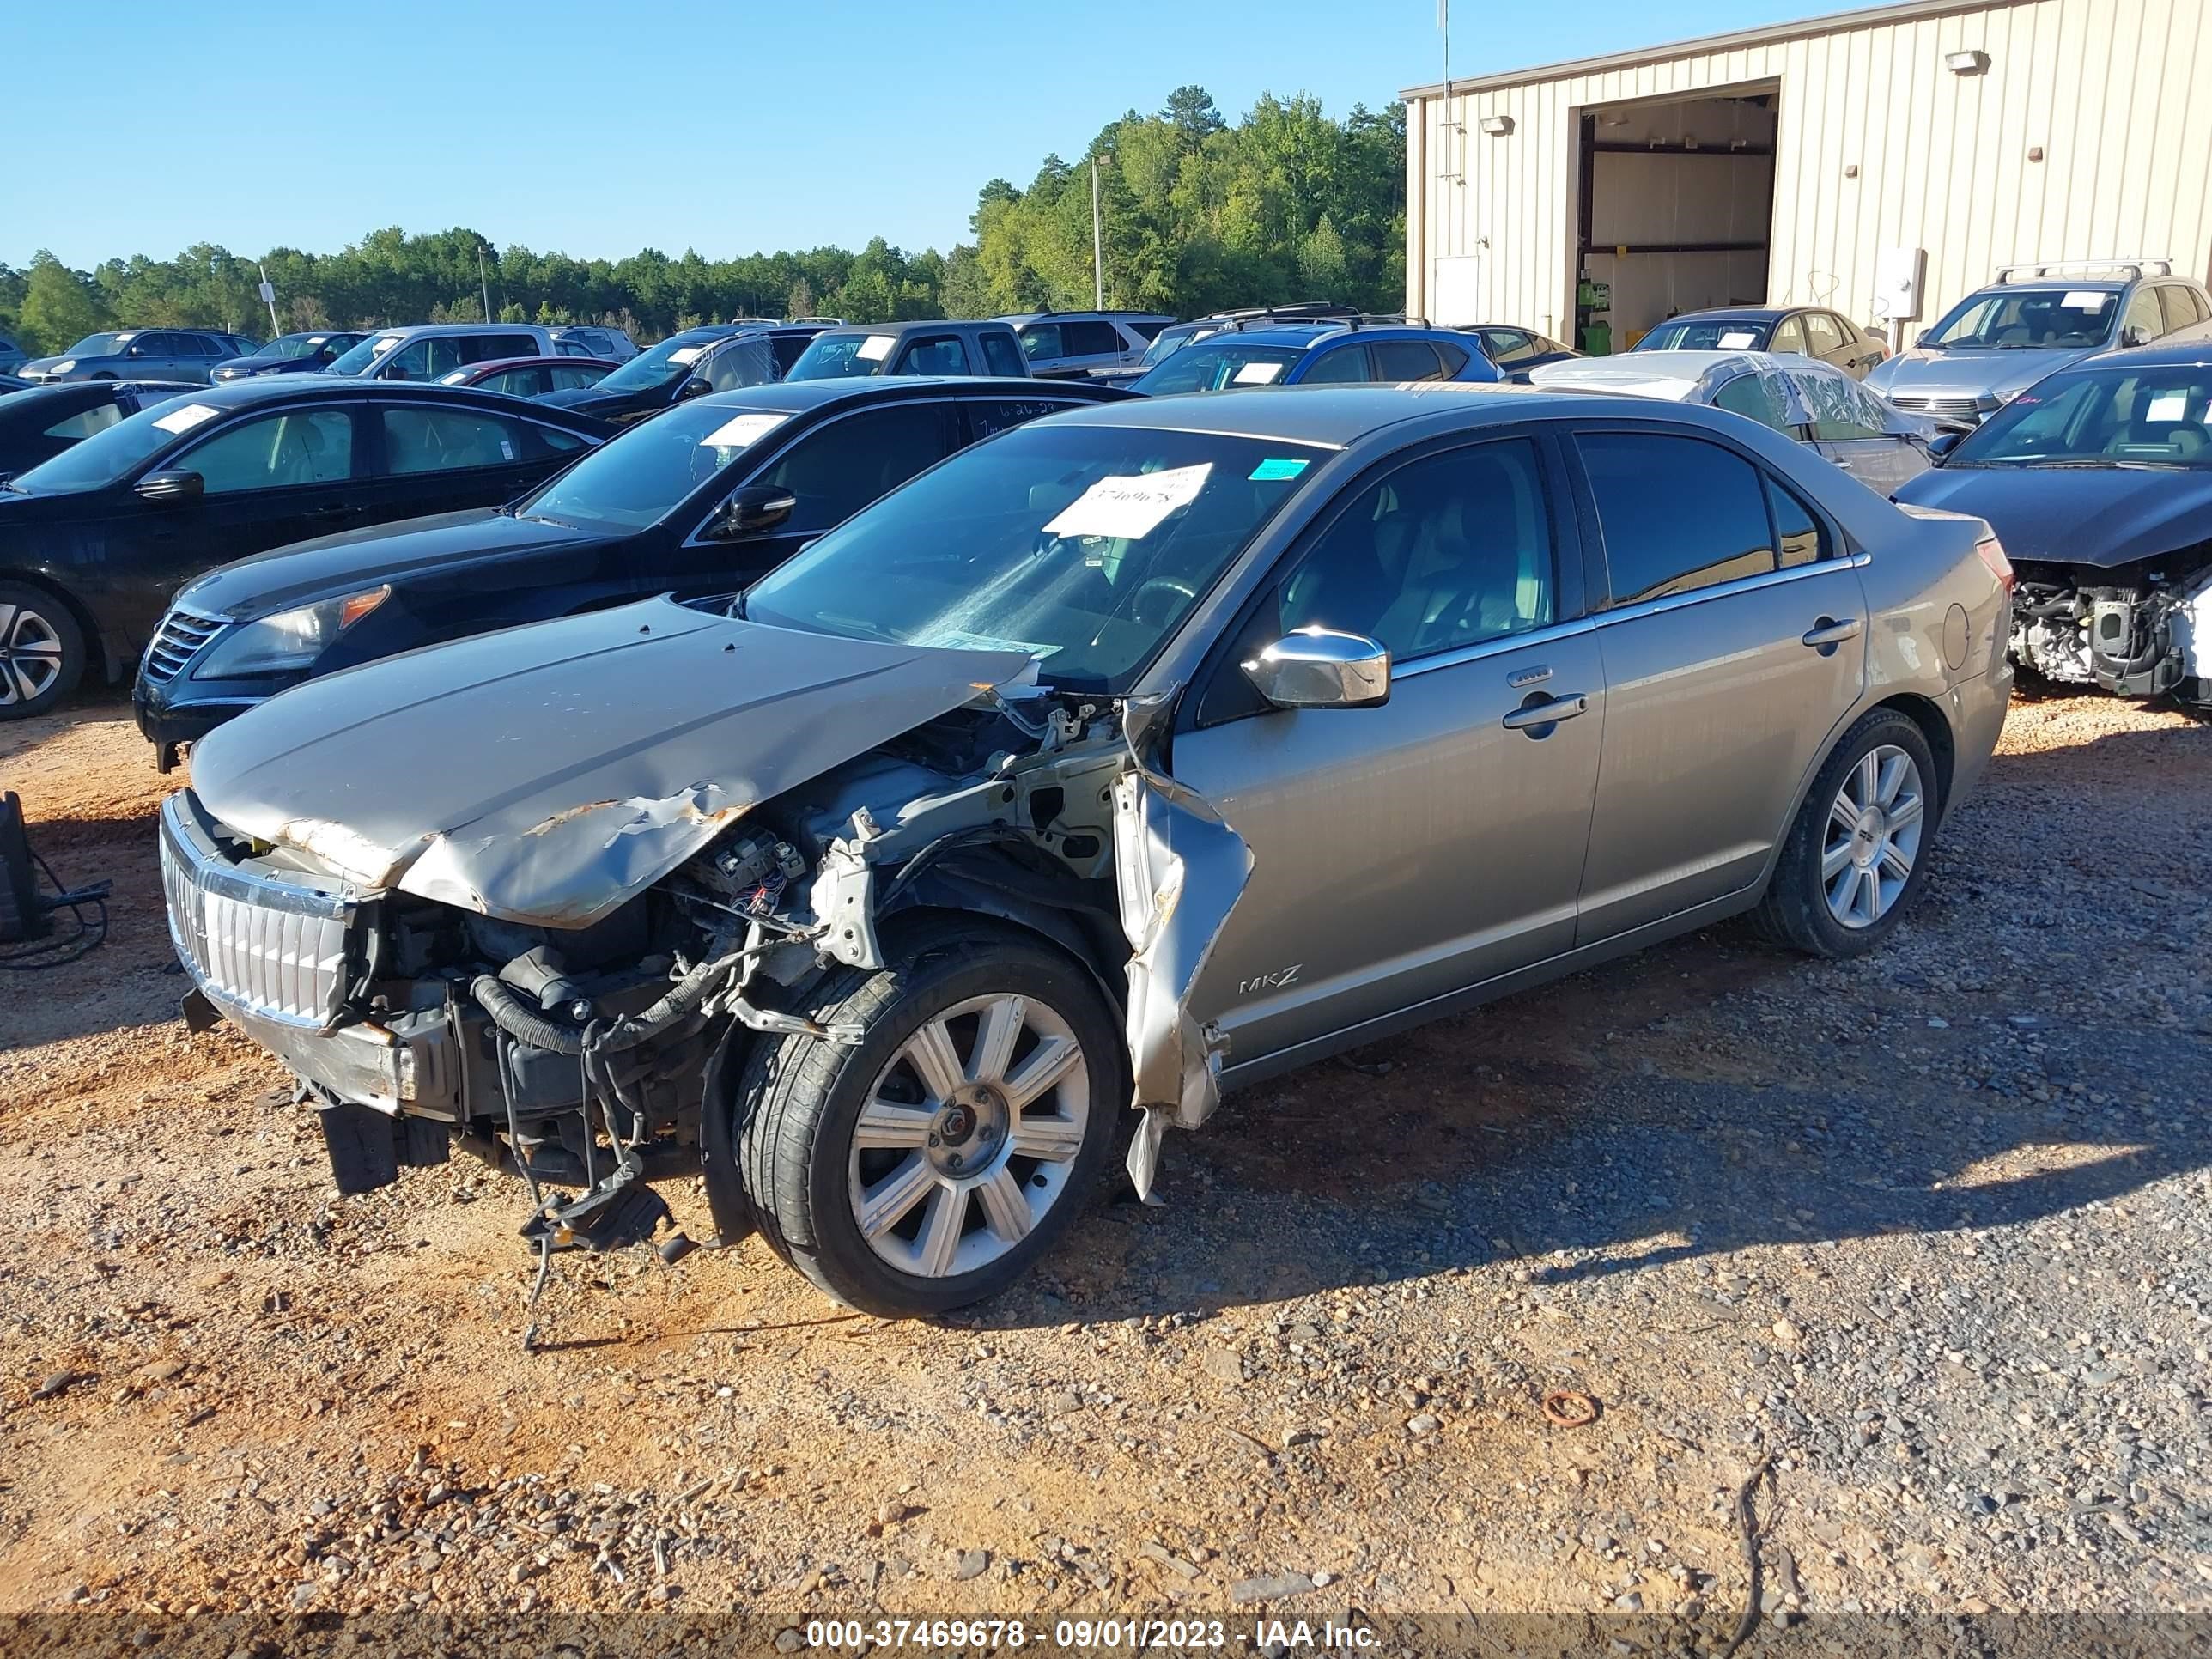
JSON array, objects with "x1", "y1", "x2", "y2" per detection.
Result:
[
  {"x1": 1946, "y1": 364, "x2": 2212, "y2": 468},
  {"x1": 327, "y1": 334, "x2": 404, "y2": 375},
  {"x1": 516, "y1": 399, "x2": 788, "y2": 530},
  {"x1": 1928, "y1": 288, "x2": 2118, "y2": 349},
  {"x1": 744, "y1": 424, "x2": 1325, "y2": 690},
  {"x1": 255, "y1": 333, "x2": 330, "y2": 360},
  {"x1": 61, "y1": 332, "x2": 137, "y2": 359},
  {"x1": 595, "y1": 331, "x2": 724, "y2": 392},
  {"x1": 1138, "y1": 323, "x2": 1218, "y2": 368},
  {"x1": 1637, "y1": 318, "x2": 1771, "y2": 352},
  {"x1": 785, "y1": 333, "x2": 899, "y2": 380},
  {"x1": 1132, "y1": 342, "x2": 1303, "y2": 394},
  {"x1": 6, "y1": 396, "x2": 213, "y2": 494}
]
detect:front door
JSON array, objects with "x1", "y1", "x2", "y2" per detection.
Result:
[
  {"x1": 1172, "y1": 434, "x2": 1605, "y2": 1068},
  {"x1": 1569, "y1": 427, "x2": 1868, "y2": 942}
]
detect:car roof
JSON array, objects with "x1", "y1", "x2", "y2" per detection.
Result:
[
  {"x1": 684, "y1": 375, "x2": 1129, "y2": 417},
  {"x1": 811, "y1": 320, "x2": 1008, "y2": 340},
  {"x1": 1533, "y1": 349, "x2": 1802, "y2": 400},
  {"x1": 459, "y1": 356, "x2": 615, "y2": 374},
  {"x1": 998, "y1": 311, "x2": 1174, "y2": 325},
  {"x1": 1039, "y1": 381, "x2": 1656, "y2": 444},
  {"x1": 1968, "y1": 277, "x2": 2129, "y2": 295},
  {"x1": 359, "y1": 323, "x2": 547, "y2": 339},
  {"x1": 2072, "y1": 339, "x2": 2212, "y2": 369},
  {"x1": 1653, "y1": 307, "x2": 1795, "y2": 325},
  {"x1": 138, "y1": 374, "x2": 605, "y2": 420}
]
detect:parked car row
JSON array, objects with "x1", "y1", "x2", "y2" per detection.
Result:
[{"x1": 152, "y1": 375, "x2": 2014, "y2": 1318}]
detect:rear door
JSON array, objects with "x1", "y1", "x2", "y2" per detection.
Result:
[
  {"x1": 360, "y1": 400, "x2": 592, "y2": 522},
  {"x1": 1569, "y1": 425, "x2": 1867, "y2": 942},
  {"x1": 1171, "y1": 431, "x2": 1603, "y2": 1066}
]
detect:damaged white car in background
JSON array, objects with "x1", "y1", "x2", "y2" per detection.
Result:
[{"x1": 164, "y1": 388, "x2": 2012, "y2": 1319}]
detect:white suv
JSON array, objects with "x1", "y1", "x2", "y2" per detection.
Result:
[
  {"x1": 324, "y1": 324, "x2": 561, "y2": 382},
  {"x1": 998, "y1": 311, "x2": 1174, "y2": 379}
]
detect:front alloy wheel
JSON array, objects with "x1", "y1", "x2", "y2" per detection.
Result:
[
  {"x1": 736, "y1": 927, "x2": 1121, "y2": 1316},
  {"x1": 0, "y1": 585, "x2": 85, "y2": 719}
]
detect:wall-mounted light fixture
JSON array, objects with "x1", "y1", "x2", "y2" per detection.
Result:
[
  {"x1": 1479, "y1": 114, "x2": 1514, "y2": 136},
  {"x1": 1944, "y1": 48, "x2": 1991, "y2": 75}
]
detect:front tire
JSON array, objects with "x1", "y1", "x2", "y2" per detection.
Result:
[
  {"x1": 735, "y1": 925, "x2": 1122, "y2": 1316},
  {"x1": 0, "y1": 583, "x2": 85, "y2": 720},
  {"x1": 1752, "y1": 708, "x2": 1939, "y2": 957}
]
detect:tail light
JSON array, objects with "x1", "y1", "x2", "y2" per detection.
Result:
[{"x1": 1975, "y1": 534, "x2": 2015, "y2": 595}]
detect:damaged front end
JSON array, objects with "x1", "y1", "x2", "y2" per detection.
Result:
[
  {"x1": 162, "y1": 598, "x2": 1249, "y2": 1283},
  {"x1": 2010, "y1": 545, "x2": 2212, "y2": 705}
]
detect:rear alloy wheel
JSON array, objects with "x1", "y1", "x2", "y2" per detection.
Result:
[
  {"x1": 0, "y1": 584, "x2": 84, "y2": 720},
  {"x1": 735, "y1": 927, "x2": 1121, "y2": 1316},
  {"x1": 1751, "y1": 708, "x2": 1939, "y2": 958}
]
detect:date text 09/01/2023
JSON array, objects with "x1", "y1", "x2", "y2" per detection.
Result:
[{"x1": 805, "y1": 1617, "x2": 1382, "y2": 1650}]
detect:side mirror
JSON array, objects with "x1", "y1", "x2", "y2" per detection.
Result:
[
  {"x1": 708, "y1": 483, "x2": 796, "y2": 540},
  {"x1": 1924, "y1": 428, "x2": 1967, "y2": 462},
  {"x1": 1241, "y1": 627, "x2": 1390, "y2": 710},
  {"x1": 136, "y1": 470, "x2": 204, "y2": 504},
  {"x1": 127, "y1": 343, "x2": 149, "y2": 357},
  {"x1": 678, "y1": 377, "x2": 714, "y2": 401},
  {"x1": 2120, "y1": 325, "x2": 2151, "y2": 349}
]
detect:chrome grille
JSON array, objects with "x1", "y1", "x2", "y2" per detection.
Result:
[
  {"x1": 142, "y1": 606, "x2": 225, "y2": 684},
  {"x1": 160, "y1": 793, "x2": 362, "y2": 1030},
  {"x1": 1891, "y1": 394, "x2": 1997, "y2": 419}
]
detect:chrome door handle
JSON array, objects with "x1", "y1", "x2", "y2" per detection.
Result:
[
  {"x1": 1501, "y1": 692, "x2": 1589, "y2": 731},
  {"x1": 1802, "y1": 617, "x2": 1863, "y2": 648}
]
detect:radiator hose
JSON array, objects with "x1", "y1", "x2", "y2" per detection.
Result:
[{"x1": 471, "y1": 950, "x2": 735, "y2": 1057}]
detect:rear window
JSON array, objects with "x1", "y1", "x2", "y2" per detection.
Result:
[{"x1": 786, "y1": 333, "x2": 899, "y2": 380}]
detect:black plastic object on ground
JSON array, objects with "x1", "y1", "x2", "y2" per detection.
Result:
[{"x1": 0, "y1": 790, "x2": 112, "y2": 969}]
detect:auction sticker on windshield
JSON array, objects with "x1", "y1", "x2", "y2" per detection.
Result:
[
  {"x1": 698, "y1": 412, "x2": 787, "y2": 449},
  {"x1": 1718, "y1": 330, "x2": 1759, "y2": 349},
  {"x1": 857, "y1": 335, "x2": 896, "y2": 362},
  {"x1": 1231, "y1": 361, "x2": 1285, "y2": 385},
  {"x1": 1042, "y1": 463, "x2": 1212, "y2": 540},
  {"x1": 1249, "y1": 457, "x2": 1310, "y2": 481},
  {"x1": 152, "y1": 404, "x2": 221, "y2": 434},
  {"x1": 2062, "y1": 291, "x2": 2107, "y2": 309},
  {"x1": 667, "y1": 346, "x2": 704, "y2": 365}
]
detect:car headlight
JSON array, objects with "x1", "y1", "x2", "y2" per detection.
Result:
[
  {"x1": 52, "y1": 360, "x2": 75, "y2": 374},
  {"x1": 191, "y1": 586, "x2": 389, "y2": 678}
]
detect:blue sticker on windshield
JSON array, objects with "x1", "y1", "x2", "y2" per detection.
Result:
[{"x1": 1249, "y1": 458, "x2": 1310, "y2": 481}]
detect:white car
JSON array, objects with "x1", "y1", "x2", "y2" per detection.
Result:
[
  {"x1": 322, "y1": 324, "x2": 566, "y2": 383},
  {"x1": 1531, "y1": 349, "x2": 1942, "y2": 493}
]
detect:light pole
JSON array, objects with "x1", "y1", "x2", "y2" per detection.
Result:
[{"x1": 1091, "y1": 156, "x2": 1105, "y2": 310}]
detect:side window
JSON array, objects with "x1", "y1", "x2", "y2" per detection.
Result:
[
  {"x1": 1062, "y1": 320, "x2": 1125, "y2": 356},
  {"x1": 1275, "y1": 438, "x2": 1556, "y2": 663},
  {"x1": 1481, "y1": 328, "x2": 1535, "y2": 364},
  {"x1": 528, "y1": 422, "x2": 589, "y2": 454},
  {"x1": 2124, "y1": 288, "x2": 2164, "y2": 342},
  {"x1": 969, "y1": 397, "x2": 1081, "y2": 440},
  {"x1": 471, "y1": 333, "x2": 541, "y2": 362},
  {"x1": 380, "y1": 337, "x2": 465, "y2": 380},
  {"x1": 1712, "y1": 372, "x2": 1795, "y2": 433},
  {"x1": 550, "y1": 365, "x2": 605, "y2": 391},
  {"x1": 1298, "y1": 345, "x2": 1371, "y2": 384},
  {"x1": 180, "y1": 409, "x2": 355, "y2": 492},
  {"x1": 1372, "y1": 340, "x2": 1448, "y2": 382},
  {"x1": 478, "y1": 368, "x2": 540, "y2": 397},
  {"x1": 895, "y1": 334, "x2": 970, "y2": 374},
  {"x1": 771, "y1": 334, "x2": 814, "y2": 377},
  {"x1": 44, "y1": 404, "x2": 125, "y2": 441},
  {"x1": 1768, "y1": 477, "x2": 1827, "y2": 568},
  {"x1": 1127, "y1": 319, "x2": 1170, "y2": 341},
  {"x1": 1431, "y1": 340, "x2": 1472, "y2": 377},
  {"x1": 1577, "y1": 432, "x2": 1776, "y2": 603},
  {"x1": 979, "y1": 331, "x2": 1026, "y2": 376},
  {"x1": 380, "y1": 406, "x2": 529, "y2": 474},
  {"x1": 2191, "y1": 289, "x2": 2212, "y2": 325},
  {"x1": 2158, "y1": 287, "x2": 2197, "y2": 335},
  {"x1": 1771, "y1": 316, "x2": 1810, "y2": 355},
  {"x1": 1016, "y1": 324, "x2": 1063, "y2": 362},
  {"x1": 753, "y1": 404, "x2": 954, "y2": 531},
  {"x1": 1802, "y1": 313, "x2": 1847, "y2": 356},
  {"x1": 705, "y1": 337, "x2": 775, "y2": 392}
]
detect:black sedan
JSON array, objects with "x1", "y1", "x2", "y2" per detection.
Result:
[
  {"x1": 1894, "y1": 340, "x2": 2212, "y2": 707},
  {"x1": 0, "y1": 378, "x2": 610, "y2": 720},
  {"x1": 1467, "y1": 325, "x2": 1581, "y2": 382},
  {"x1": 540, "y1": 323, "x2": 829, "y2": 426},
  {"x1": 133, "y1": 375, "x2": 1130, "y2": 763},
  {"x1": 0, "y1": 380, "x2": 203, "y2": 478},
  {"x1": 210, "y1": 331, "x2": 369, "y2": 382}
]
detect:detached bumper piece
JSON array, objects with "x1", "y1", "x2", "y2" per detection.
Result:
[{"x1": 317, "y1": 1099, "x2": 451, "y2": 1195}]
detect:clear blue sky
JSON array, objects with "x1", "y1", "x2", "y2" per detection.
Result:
[{"x1": 3, "y1": 0, "x2": 1831, "y2": 269}]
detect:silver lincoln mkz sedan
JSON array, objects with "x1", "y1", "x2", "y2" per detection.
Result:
[{"x1": 162, "y1": 385, "x2": 2015, "y2": 1316}]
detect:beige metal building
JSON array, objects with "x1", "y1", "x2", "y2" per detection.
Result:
[{"x1": 1402, "y1": 0, "x2": 2212, "y2": 352}]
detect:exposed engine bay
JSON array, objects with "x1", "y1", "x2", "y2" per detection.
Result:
[
  {"x1": 2010, "y1": 545, "x2": 2212, "y2": 705},
  {"x1": 163, "y1": 658, "x2": 1245, "y2": 1325}
]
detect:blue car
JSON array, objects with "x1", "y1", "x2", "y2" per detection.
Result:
[{"x1": 1128, "y1": 318, "x2": 1503, "y2": 393}]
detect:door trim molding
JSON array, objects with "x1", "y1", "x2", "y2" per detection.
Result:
[{"x1": 1594, "y1": 550, "x2": 1870, "y2": 629}]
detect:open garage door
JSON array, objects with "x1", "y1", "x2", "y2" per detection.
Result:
[{"x1": 1575, "y1": 87, "x2": 1777, "y2": 353}]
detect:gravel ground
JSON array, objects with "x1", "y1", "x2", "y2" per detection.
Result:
[{"x1": 0, "y1": 687, "x2": 2206, "y2": 1648}]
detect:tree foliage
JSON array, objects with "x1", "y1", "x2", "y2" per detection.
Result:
[{"x1": 0, "y1": 88, "x2": 1403, "y2": 355}]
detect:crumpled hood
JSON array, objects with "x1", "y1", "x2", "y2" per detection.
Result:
[
  {"x1": 1869, "y1": 346, "x2": 2085, "y2": 403},
  {"x1": 1893, "y1": 464, "x2": 2212, "y2": 568},
  {"x1": 186, "y1": 597, "x2": 1030, "y2": 927},
  {"x1": 177, "y1": 508, "x2": 606, "y2": 620}
]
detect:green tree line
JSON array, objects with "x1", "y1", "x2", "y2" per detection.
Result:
[{"x1": 1, "y1": 87, "x2": 1403, "y2": 356}]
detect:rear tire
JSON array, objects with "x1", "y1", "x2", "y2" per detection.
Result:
[
  {"x1": 735, "y1": 924, "x2": 1123, "y2": 1317},
  {"x1": 1751, "y1": 708, "x2": 1939, "y2": 958},
  {"x1": 0, "y1": 582, "x2": 85, "y2": 720}
]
